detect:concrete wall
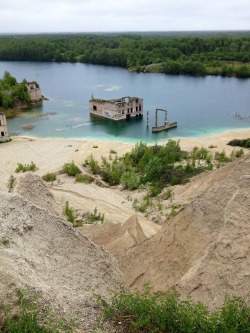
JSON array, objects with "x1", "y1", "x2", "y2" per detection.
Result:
[
  {"x1": 26, "y1": 83, "x2": 42, "y2": 102},
  {"x1": 89, "y1": 97, "x2": 143, "y2": 121},
  {"x1": 0, "y1": 113, "x2": 9, "y2": 140}
]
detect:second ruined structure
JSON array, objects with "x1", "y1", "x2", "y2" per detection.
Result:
[{"x1": 89, "y1": 96, "x2": 143, "y2": 120}]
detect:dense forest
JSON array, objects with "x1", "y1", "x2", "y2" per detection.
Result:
[{"x1": 0, "y1": 33, "x2": 250, "y2": 77}]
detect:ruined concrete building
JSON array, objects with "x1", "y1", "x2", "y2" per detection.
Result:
[
  {"x1": 89, "y1": 96, "x2": 143, "y2": 120},
  {"x1": 0, "y1": 113, "x2": 9, "y2": 141},
  {"x1": 26, "y1": 82, "x2": 42, "y2": 103}
]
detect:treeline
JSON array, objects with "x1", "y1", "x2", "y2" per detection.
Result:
[
  {"x1": 0, "y1": 71, "x2": 30, "y2": 109},
  {"x1": 0, "y1": 34, "x2": 250, "y2": 76}
]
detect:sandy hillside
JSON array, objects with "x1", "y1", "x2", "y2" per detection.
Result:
[
  {"x1": 117, "y1": 152, "x2": 250, "y2": 309},
  {"x1": 80, "y1": 214, "x2": 161, "y2": 255},
  {"x1": 0, "y1": 174, "x2": 125, "y2": 332}
]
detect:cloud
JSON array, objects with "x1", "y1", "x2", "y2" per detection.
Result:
[{"x1": 0, "y1": 0, "x2": 249, "y2": 32}]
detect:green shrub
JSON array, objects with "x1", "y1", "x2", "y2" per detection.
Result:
[
  {"x1": 84, "y1": 155, "x2": 101, "y2": 174},
  {"x1": 120, "y1": 172, "x2": 140, "y2": 190},
  {"x1": 86, "y1": 208, "x2": 105, "y2": 224},
  {"x1": 15, "y1": 161, "x2": 38, "y2": 173},
  {"x1": 102, "y1": 286, "x2": 250, "y2": 333},
  {"x1": 0, "y1": 288, "x2": 75, "y2": 333},
  {"x1": 228, "y1": 138, "x2": 250, "y2": 148},
  {"x1": 63, "y1": 201, "x2": 75, "y2": 224},
  {"x1": 214, "y1": 150, "x2": 231, "y2": 164},
  {"x1": 75, "y1": 173, "x2": 93, "y2": 183},
  {"x1": 63, "y1": 162, "x2": 80, "y2": 176},
  {"x1": 232, "y1": 148, "x2": 244, "y2": 158},
  {"x1": 42, "y1": 172, "x2": 57, "y2": 182},
  {"x1": 7, "y1": 175, "x2": 15, "y2": 192}
]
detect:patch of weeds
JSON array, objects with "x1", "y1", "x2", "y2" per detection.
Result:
[
  {"x1": 231, "y1": 148, "x2": 244, "y2": 158},
  {"x1": 109, "y1": 149, "x2": 117, "y2": 154},
  {"x1": 168, "y1": 204, "x2": 180, "y2": 219},
  {"x1": 0, "y1": 288, "x2": 76, "y2": 333},
  {"x1": 208, "y1": 144, "x2": 217, "y2": 148},
  {"x1": 15, "y1": 161, "x2": 38, "y2": 173},
  {"x1": 85, "y1": 208, "x2": 105, "y2": 224},
  {"x1": 100, "y1": 285, "x2": 250, "y2": 333},
  {"x1": 7, "y1": 175, "x2": 15, "y2": 192},
  {"x1": 75, "y1": 173, "x2": 93, "y2": 183},
  {"x1": 214, "y1": 150, "x2": 231, "y2": 165},
  {"x1": 63, "y1": 201, "x2": 75, "y2": 224},
  {"x1": 161, "y1": 188, "x2": 173, "y2": 200},
  {"x1": 42, "y1": 173, "x2": 57, "y2": 182},
  {"x1": 63, "y1": 162, "x2": 80, "y2": 176},
  {"x1": 93, "y1": 145, "x2": 98, "y2": 148},
  {"x1": 0, "y1": 238, "x2": 10, "y2": 246},
  {"x1": 132, "y1": 195, "x2": 152, "y2": 213}
]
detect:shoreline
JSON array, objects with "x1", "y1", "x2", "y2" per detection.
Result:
[
  {"x1": 11, "y1": 127, "x2": 250, "y2": 145},
  {"x1": 1, "y1": 128, "x2": 249, "y2": 191}
]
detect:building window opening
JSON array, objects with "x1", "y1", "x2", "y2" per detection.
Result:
[
  {"x1": 1, "y1": 132, "x2": 4, "y2": 137},
  {"x1": 93, "y1": 105, "x2": 97, "y2": 111}
]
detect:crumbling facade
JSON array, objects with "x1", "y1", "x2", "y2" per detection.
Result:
[
  {"x1": 89, "y1": 96, "x2": 143, "y2": 120},
  {"x1": 0, "y1": 113, "x2": 9, "y2": 141},
  {"x1": 26, "y1": 82, "x2": 42, "y2": 103}
]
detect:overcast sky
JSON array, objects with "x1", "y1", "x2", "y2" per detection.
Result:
[{"x1": 0, "y1": 0, "x2": 249, "y2": 33}]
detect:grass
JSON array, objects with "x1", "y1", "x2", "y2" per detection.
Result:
[
  {"x1": 42, "y1": 173, "x2": 57, "y2": 182},
  {"x1": 75, "y1": 173, "x2": 93, "y2": 183},
  {"x1": 101, "y1": 286, "x2": 250, "y2": 333},
  {"x1": 62, "y1": 162, "x2": 80, "y2": 177},
  {"x1": 7, "y1": 175, "x2": 15, "y2": 192},
  {"x1": 63, "y1": 201, "x2": 75, "y2": 224},
  {"x1": 86, "y1": 208, "x2": 105, "y2": 224},
  {"x1": 0, "y1": 238, "x2": 10, "y2": 246},
  {"x1": 0, "y1": 288, "x2": 75, "y2": 333},
  {"x1": 15, "y1": 161, "x2": 38, "y2": 173}
]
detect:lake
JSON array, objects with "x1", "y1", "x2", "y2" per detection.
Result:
[{"x1": 1, "y1": 61, "x2": 250, "y2": 143}]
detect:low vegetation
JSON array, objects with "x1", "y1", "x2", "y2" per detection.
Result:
[
  {"x1": 83, "y1": 141, "x2": 237, "y2": 194},
  {"x1": 101, "y1": 286, "x2": 250, "y2": 333},
  {"x1": 0, "y1": 288, "x2": 75, "y2": 333},
  {"x1": 15, "y1": 161, "x2": 38, "y2": 173},
  {"x1": 42, "y1": 172, "x2": 57, "y2": 182},
  {"x1": 62, "y1": 162, "x2": 80, "y2": 177},
  {"x1": 6, "y1": 175, "x2": 15, "y2": 192},
  {"x1": 228, "y1": 138, "x2": 250, "y2": 148}
]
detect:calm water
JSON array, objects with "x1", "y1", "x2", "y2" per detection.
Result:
[{"x1": 1, "y1": 61, "x2": 250, "y2": 143}]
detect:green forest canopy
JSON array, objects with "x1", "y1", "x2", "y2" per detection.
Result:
[{"x1": 0, "y1": 32, "x2": 250, "y2": 76}]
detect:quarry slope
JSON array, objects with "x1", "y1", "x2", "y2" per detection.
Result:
[
  {"x1": 0, "y1": 187, "x2": 124, "y2": 332},
  {"x1": 118, "y1": 153, "x2": 250, "y2": 308}
]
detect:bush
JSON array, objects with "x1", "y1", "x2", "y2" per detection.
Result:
[
  {"x1": 7, "y1": 175, "x2": 15, "y2": 192},
  {"x1": 63, "y1": 162, "x2": 80, "y2": 176},
  {"x1": 42, "y1": 172, "x2": 57, "y2": 182},
  {"x1": 86, "y1": 208, "x2": 105, "y2": 224},
  {"x1": 15, "y1": 161, "x2": 38, "y2": 173},
  {"x1": 0, "y1": 288, "x2": 75, "y2": 333},
  {"x1": 102, "y1": 286, "x2": 250, "y2": 333},
  {"x1": 75, "y1": 173, "x2": 93, "y2": 183},
  {"x1": 228, "y1": 138, "x2": 250, "y2": 148},
  {"x1": 120, "y1": 172, "x2": 140, "y2": 190},
  {"x1": 63, "y1": 201, "x2": 75, "y2": 224}
]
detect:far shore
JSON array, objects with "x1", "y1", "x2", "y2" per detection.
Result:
[{"x1": 0, "y1": 128, "x2": 249, "y2": 191}]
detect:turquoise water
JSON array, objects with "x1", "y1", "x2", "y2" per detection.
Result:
[{"x1": 1, "y1": 61, "x2": 250, "y2": 143}]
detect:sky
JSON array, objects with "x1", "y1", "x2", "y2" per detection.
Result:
[{"x1": 0, "y1": 0, "x2": 249, "y2": 33}]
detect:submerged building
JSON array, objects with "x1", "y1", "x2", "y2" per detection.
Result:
[
  {"x1": 0, "y1": 113, "x2": 9, "y2": 142},
  {"x1": 89, "y1": 96, "x2": 143, "y2": 120}
]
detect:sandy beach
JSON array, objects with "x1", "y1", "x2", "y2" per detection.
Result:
[{"x1": 1, "y1": 129, "x2": 250, "y2": 192}]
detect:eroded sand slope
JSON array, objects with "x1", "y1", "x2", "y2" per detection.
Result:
[{"x1": 118, "y1": 153, "x2": 250, "y2": 308}]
